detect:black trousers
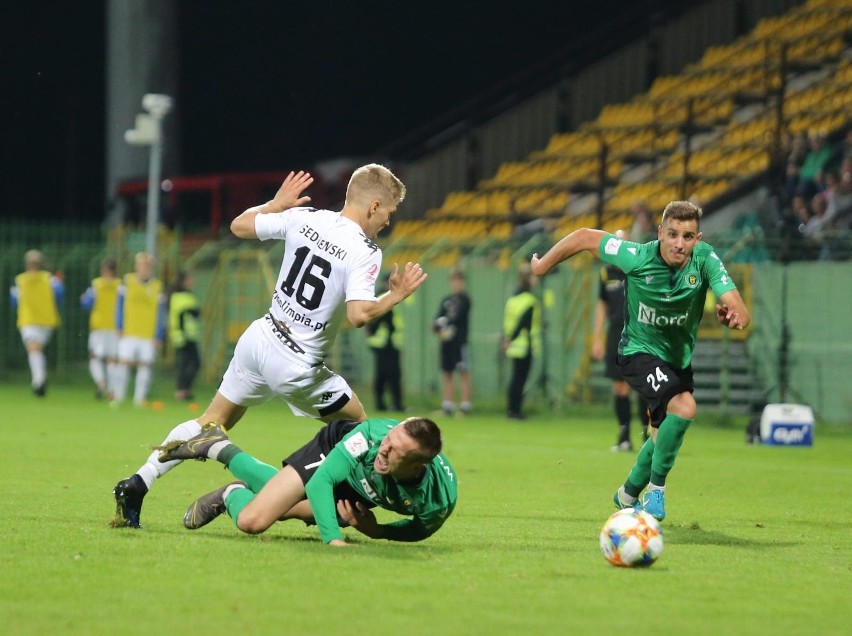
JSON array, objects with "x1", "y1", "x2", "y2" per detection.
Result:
[
  {"x1": 371, "y1": 346, "x2": 403, "y2": 411},
  {"x1": 175, "y1": 343, "x2": 200, "y2": 394},
  {"x1": 507, "y1": 354, "x2": 533, "y2": 415}
]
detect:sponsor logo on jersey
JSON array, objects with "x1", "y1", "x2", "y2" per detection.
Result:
[
  {"x1": 604, "y1": 237, "x2": 622, "y2": 255},
  {"x1": 320, "y1": 392, "x2": 334, "y2": 402},
  {"x1": 360, "y1": 478, "x2": 378, "y2": 501},
  {"x1": 645, "y1": 275, "x2": 654, "y2": 284},
  {"x1": 637, "y1": 301, "x2": 689, "y2": 326},
  {"x1": 366, "y1": 262, "x2": 378, "y2": 284},
  {"x1": 344, "y1": 432, "x2": 369, "y2": 457}
]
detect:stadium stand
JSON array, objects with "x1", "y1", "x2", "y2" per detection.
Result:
[{"x1": 384, "y1": 0, "x2": 852, "y2": 266}]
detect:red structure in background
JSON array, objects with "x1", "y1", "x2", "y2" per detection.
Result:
[{"x1": 116, "y1": 170, "x2": 337, "y2": 235}]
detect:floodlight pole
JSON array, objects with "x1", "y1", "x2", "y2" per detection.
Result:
[{"x1": 125, "y1": 93, "x2": 173, "y2": 264}]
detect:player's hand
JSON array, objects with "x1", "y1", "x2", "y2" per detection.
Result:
[
  {"x1": 530, "y1": 253, "x2": 548, "y2": 277},
  {"x1": 269, "y1": 170, "x2": 313, "y2": 212},
  {"x1": 389, "y1": 262, "x2": 427, "y2": 300},
  {"x1": 336, "y1": 500, "x2": 382, "y2": 538},
  {"x1": 715, "y1": 303, "x2": 745, "y2": 330}
]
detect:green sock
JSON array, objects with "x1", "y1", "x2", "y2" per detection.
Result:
[
  {"x1": 225, "y1": 486, "x2": 255, "y2": 527},
  {"x1": 227, "y1": 452, "x2": 279, "y2": 493},
  {"x1": 650, "y1": 413, "x2": 693, "y2": 486},
  {"x1": 624, "y1": 437, "x2": 655, "y2": 497}
]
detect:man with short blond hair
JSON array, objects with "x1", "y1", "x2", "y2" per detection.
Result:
[
  {"x1": 112, "y1": 165, "x2": 427, "y2": 529},
  {"x1": 10, "y1": 250, "x2": 63, "y2": 396}
]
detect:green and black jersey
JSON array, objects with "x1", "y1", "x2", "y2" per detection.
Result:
[
  {"x1": 597, "y1": 235, "x2": 737, "y2": 368},
  {"x1": 304, "y1": 418, "x2": 457, "y2": 544}
]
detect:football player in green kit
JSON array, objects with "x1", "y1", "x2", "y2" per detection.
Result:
[
  {"x1": 531, "y1": 201, "x2": 750, "y2": 521},
  {"x1": 157, "y1": 416, "x2": 456, "y2": 546}
]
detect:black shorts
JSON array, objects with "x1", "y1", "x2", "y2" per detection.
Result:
[
  {"x1": 440, "y1": 342, "x2": 469, "y2": 373},
  {"x1": 282, "y1": 419, "x2": 375, "y2": 510},
  {"x1": 604, "y1": 336, "x2": 622, "y2": 380},
  {"x1": 616, "y1": 353, "x2": 693, "y2": 428}
]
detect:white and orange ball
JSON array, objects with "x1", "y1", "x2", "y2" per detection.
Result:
[{"x1": 599, "y1": 509, "x2": 664, "y2": 567}]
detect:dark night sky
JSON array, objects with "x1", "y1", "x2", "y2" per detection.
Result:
[{"x1": 1, "y1": 0, "x2": 686, "y2": 222}]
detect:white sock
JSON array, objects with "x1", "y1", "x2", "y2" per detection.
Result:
[
  {"x1": 106, "y1": 361, "x2": 119, "y2": 397},
  {"x1": 28, "y1": 351, "x2": 46, "y2": 387},
  {"x1": 647, "y1": 483, "x2": 666, "y2": 492},
  {"x1": 113, "y1": 364, "x2": 129, "y2": 402},
  {"x1": 134, "y1": 365, "x2": 152, "y2": 405},
  {"x1": 136, "y1": 419, "x2": 204, "y2": 489},
  {"x1": 89, "y1": 357, "x2": 106, "y2": 389},
  {"x1": 618, "y1": 486, "x2": 637, "y2": 505}
]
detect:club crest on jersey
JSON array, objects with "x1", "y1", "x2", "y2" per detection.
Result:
[
  {"x1": 344, "y1": 432, "x2": 369, "y2": 457},
  {"x1": 687, "y1": 274, "x2": 699, "y2": 287}
]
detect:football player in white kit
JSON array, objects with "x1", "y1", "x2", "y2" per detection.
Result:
[{"x1": 112, "y1": 164, "x2": 428, "y2": 528}]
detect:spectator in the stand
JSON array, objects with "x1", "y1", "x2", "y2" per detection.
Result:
[
  {"x1": 786, "y1": 130, "x2": 810, "y2": 168},
  {"x1": 797, "y1": 131, "x2": 835, "y2": 199},
  {"x1": 830, "y1": 159, "x2": 852, "y2": 230},
  {"x1": 10, "y1": 250, "x2": 63, "y2": 396},
  {"x1": 630, "y1": 200, "x2": 655, "y2": 243},
  {"x1": 804, "y1": 194, "x2": 831, "y2": 260}
]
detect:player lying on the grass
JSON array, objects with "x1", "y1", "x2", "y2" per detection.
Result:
[
  {"x1": 531, "y1": 200, "x2": 750, "y2": 522},
  {"x1": 157, "y1": 416, "x2": 457, "y2": 546}
]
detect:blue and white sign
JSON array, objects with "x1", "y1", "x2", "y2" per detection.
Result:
[{"x1": 760, "y1": 404, "x2": 815, "y2": 446}]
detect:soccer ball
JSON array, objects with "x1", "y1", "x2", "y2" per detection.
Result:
[{"x1": 599, "y1": 509, "x2": 664, "y2": 567}]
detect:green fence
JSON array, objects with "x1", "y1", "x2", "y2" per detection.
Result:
[{"x1": 3, "y1": 223, "x2": 850, "y2": 423}]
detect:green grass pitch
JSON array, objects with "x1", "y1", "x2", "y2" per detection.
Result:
[{"x1": 0, "y1": 378, "x2": 849, "y2": 635}]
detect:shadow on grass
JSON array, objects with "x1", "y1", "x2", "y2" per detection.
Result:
[
  {"x1": 664, "y1": 521, "x2": 796, "y2": 549},
  {"x1": 106, "y1": 520, "x2": 457, "y2": 560}
]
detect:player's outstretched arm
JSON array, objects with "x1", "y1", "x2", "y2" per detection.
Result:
[
  {"x1": 715, "y1": 289, "x2": 751, "y2": 330},
  {"x1": 531, "y1": 228, "x2": 607, "y2": 276},
  {"x1": 230, "y1": 170, "x2": 314, "y2": 238}
]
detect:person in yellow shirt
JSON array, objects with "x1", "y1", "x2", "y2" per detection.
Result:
[
  {"x1": 10, "y1": 250, "x2": 63, "y2": 396},
  {"x1": 501, "y1": 266, "x2": 541, "y2": 420},
  {"x1": 80, "y1": 257, "x2": 120, "y2": 399},
  {"x1": 113, "y1": 252, "x2": 166, "y2": 406}
]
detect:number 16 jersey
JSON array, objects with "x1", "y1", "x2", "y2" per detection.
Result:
[{"x1": 255, "y1": 207, "x2": 382, "y2": 365}]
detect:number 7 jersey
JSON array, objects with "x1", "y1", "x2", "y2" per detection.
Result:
[{"x1": 255, "y1": 207, "x2": 382, "y2": 364}]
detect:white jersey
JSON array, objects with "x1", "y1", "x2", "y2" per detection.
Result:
[{"x1": 255, "y1": 207, "x2": 381, "y2": 364}]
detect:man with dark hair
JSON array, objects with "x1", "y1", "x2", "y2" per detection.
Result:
[
  {"x1": 433, "y1": 270, "x2": 472, "y2": 415},
  {"x1": 532, "y1": 200, "x2": 750, "y2": 521},
  {"x1": 157, "y1": 416, "x2": 456, "y2": 546}
]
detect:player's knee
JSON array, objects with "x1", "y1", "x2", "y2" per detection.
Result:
[
  {"x1": 236, "y1": 508, "x2": 272, "y2": 534},
  {"x1": 668, "y1": 392, "x2": 697, "y2": 420}
]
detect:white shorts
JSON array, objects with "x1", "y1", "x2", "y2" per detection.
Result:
[
  {"x1": 117, "y1": 336, "x2": 156, "y2": 365},
  {"x1": 19, "y1": 326, "x2": 53, "y2": 347},
  {"x1": 88, "y1": 330, "x2": 119, "y2": 359},
  {"x1": 217, "y1": 317, "x2": 352, "y2": 418}
]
